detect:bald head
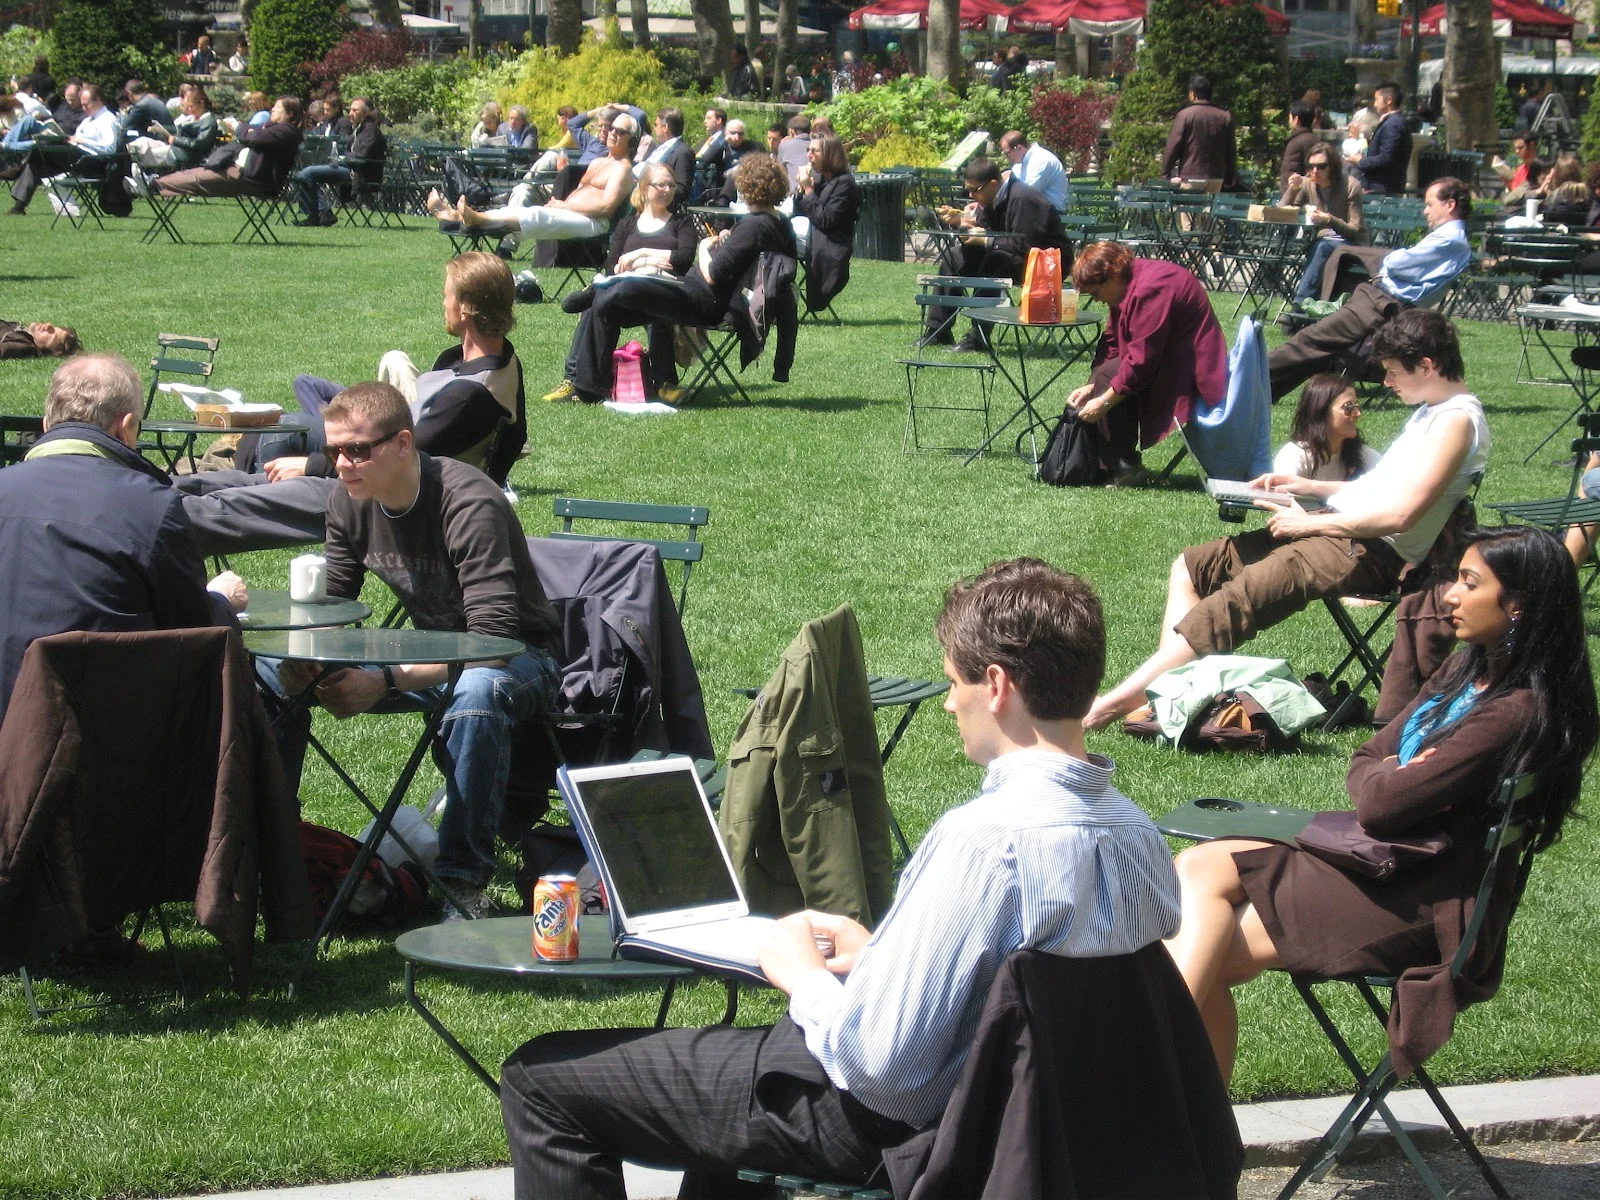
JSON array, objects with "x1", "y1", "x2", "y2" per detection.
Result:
[{"x1": 44, "y1": 353, "x2": 142, "y2": 441}]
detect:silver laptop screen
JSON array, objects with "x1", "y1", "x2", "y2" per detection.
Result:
[{"x1": 575, "y1": 768, "x2": 742, "y2": 918}]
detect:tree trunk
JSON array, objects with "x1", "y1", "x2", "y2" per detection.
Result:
[
  {"x1": 1054, "y1": 29, "x2": 1072, "y2": 80},
  {"x1": 689, "y1": 0, "x2": 736, "y2": 88},
  {"x1": 547, "y1": 0, "x2": 582, "y2": 53},
  {"x1": 773, "y1": 0, "x2": 797, "y2": 97},
  {"x1": 371, "y1": 0, "x2": 403, "y2": 26},
  {"x1": 598, "y1": 0, "x2": 617, "y2": 36},
  {"x1": 1443, "y1": 0, "x2": 1497, "y2": 150},
  {"x1": 468, "y1": 0, "x2": 482, "y2": 57},
  {"x1": 743, "y1": 0, "x2": 762, "y2": 64},
  {"x1": 630, "y1": 0, "x2": 652, "y2": 49},
  {"x1": 926, "y1": 0, "x2": 962, "y2": 87},
  {"x1": 1355, "y1": 0, "x2": 1376, "y2": 45}
]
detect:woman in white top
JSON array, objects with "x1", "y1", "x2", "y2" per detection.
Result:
[{"x1": 1273, "y1": 374, "x2": 1381, "y2": 482}]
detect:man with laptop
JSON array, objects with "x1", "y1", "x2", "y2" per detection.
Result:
[{"x1": 500, "y1": 558, "x2": 1181, "y2": 1197}]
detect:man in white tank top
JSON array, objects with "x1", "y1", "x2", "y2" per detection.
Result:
[{"x1": 1087, "y1": 310, "x2": 1488, "y2": 730}]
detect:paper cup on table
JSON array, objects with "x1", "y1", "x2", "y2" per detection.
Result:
[
  {"x1": 1303, "y1": 205, "x2": 1316, "y2": 226},
  {"x1": 1061, "y1": 289, "x2": 1079, "y2": 322},
  {"x1": 289, "y1": 553, "x2": 328, "y2": 603},
  {"x1": 1526, "y1": 197, "x2": 1540, "y2": 221}
]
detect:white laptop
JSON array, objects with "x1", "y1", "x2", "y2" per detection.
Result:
[
  {"x1": 556, "y1": 757, "x2": 776, "y2": 984},
  {"x1": 1203, "y1": 478, "x2": 1326, "y2": 511}
]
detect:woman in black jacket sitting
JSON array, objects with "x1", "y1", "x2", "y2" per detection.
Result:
[
  {"x1": 543, "y1": 162, "x2": 699, "y2": 404},
  {"x1": 569, "y1": 152, "x2": 796, "y2": 404},
  {"x1": 793, "y1": 131, "x2": 859, "y2": 313}
]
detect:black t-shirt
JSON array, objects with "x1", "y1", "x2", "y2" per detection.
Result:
[{"x1": 605, "y1": 210, "x2": 698, "y2": 277}]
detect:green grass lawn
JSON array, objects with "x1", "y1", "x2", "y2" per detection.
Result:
[{"x1": 2, "y1": 203, "x2": 1598, "y2": 1199}]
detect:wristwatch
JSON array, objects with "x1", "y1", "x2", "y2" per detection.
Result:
[{"x1": 382, "y1": 666, "x2": 399, "y2": 702}]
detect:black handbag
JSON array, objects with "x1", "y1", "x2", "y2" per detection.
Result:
[
  {"x1": 1037, "y1": 407, "x2": 1103, "y2": 487},
  {"x1": 202, "y1": 143, "x2": 237, "y2": 172},
  {"x1": 1294, "y1": 810, "x2": 1452, "y2": 881}
]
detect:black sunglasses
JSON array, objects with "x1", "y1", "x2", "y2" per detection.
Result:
[{"x1": 327, "y1": 427, "x2": 401, "y2": 464}]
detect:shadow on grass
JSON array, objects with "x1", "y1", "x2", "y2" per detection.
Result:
[
  {"x1": 743, "y1": 396, "x2": 873, "y2": 413},
  {"x1": 0, "y1": 274, "x2": 78, "y2": 282},
  {"x1": 16, "y1": 919, "x2": 694, "y2": 1037}
]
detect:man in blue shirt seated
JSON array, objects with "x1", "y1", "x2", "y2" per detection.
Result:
[
  {"x1": 498, "y1": 558, "x2": 1181, "y2": 1198},
  {"x1": 1000, "y1": 129, "x2": 1069, "y2": 214},
  {"x1": 1269, "y1": 176, "x2": 1472, "y2": 400}
]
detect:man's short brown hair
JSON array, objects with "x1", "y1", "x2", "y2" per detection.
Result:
[
  {"x1": 445, "y1": 251, "x2": 516, "y2": 339},
  {"x1": 323, "y1": 381, "x2": 414, "y2": 435},
  {"x1": 935, "y1": 558, "x2": 1106, "y2": 721}
]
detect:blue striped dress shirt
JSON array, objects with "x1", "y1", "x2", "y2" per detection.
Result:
[{"x1": 787, "y1": 747, "x2": 1182, "y2": 1128}]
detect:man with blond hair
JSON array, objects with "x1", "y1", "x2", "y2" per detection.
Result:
[
  {"x1": 249, "y1": 251, "x2": 526, "y2": 484},
  {"x1": 270, "y1": 381, "x2": 562, "y2": 920},
  {"x1": 0, "y1": 354, "x2": 246, "y2": 720}
]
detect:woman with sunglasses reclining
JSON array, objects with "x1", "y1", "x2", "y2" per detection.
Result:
[{"x1": 1166, "y1": 525, "x2": 1597, "y2": 1083}]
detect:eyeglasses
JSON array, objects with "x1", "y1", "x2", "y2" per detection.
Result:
[
  {"x1": 1336, "y1": 401, "x2": 1361, "y2": 415},
  {"x1": 647, "y1": 180, "x2": 674, "y2": 190},
  {"x1": 1307, "y1": 161, "x2": 1330, "y2": 172},
  {"x1": 327, "y1": 427, "x2": 401, "y2": 464}
]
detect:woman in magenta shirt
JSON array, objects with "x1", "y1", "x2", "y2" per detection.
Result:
[{"x1": 1066, "y1": 241, "x2": 1228, "y2": 485}]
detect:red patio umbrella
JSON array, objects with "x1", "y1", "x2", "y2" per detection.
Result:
[
  {"x1": 1401, "y1": 0, "x2": 1572, "y2": 37},
  {"x1": 1002, "y1": 0, "x2": 1289, "y2": 37},
  {"x1": 848, "y1": 0, "x2": 1012, "y2": 31}
]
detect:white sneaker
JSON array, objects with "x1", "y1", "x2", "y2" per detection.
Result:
[{"x1": 442, "y1": 889, "x2": 493, "y2": 921}]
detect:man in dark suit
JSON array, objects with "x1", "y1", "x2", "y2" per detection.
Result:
[
  {"x1": 925, "y1": 157, "x2": 1072, "y2": 350},
  {"x1": 1160, "y1": 74, "x2": 1235, "y2": 189},
  {"x1": 1279, "y1": 100, "x2": 1321, "y2": 193},
  {"x1": 638, "y1": 106, "x2": 694, "y2": 203},
  {"x1": 1350, "y1": 83, "x2": 1412, "y2": 195},
  {"x1": 157, "y1": 94, "x2": 302, "y2": 198}
]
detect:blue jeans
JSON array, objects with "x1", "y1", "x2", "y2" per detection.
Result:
[
  {"x1": 3, "y1": 114, "x2": 42, "y2": 152},
  {"x1": 255, "y1": 373, "x2": 337, "y2": 465},
  {"x1": 296, "y1": 163, "x2": 351, "y2": 220},
  {"x1": 261, "y1": 648, "x2": 561, "y2": 890},
  {"x1": 1294, "y1": 234, "x2": 1346, "y2": 304}
]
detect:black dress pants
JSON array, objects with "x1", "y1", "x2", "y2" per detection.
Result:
[
  {"x1": 500, "y1": 1018, "x2": 912, "y2": 1200},
  {"x1": 1089, "y1": 356, "x2": 1145, "y2": 474},
  {"x1": 564, "y1": 305, "x2": 678, "y2": 391},
  {"x1": 1268, "y1": 281, "x2": 1404, "y2": 400},
  {"x1": 574, "y1": 276, "x2": 723, "y2": 399}
]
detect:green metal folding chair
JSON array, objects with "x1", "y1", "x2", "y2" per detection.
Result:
[
  {"x1": 1490, "y1": 411, "x2": 1600, "y2": 591},
  {"x1": 143, "y1": 333, "x2": 221, "y2": 417},
  {"x1": 1158, "y1": 769, "x2": 1547, "y2": 1200},
  {"x1": 0, "y1": 415, "x2": 43, "y2": 466},
  {"x1": 548, "y1": 497, "x2": 710, "y2": 614}
]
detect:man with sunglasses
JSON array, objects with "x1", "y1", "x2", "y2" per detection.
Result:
[
  {"x1": 923, "y1": 157, "x2": 1070, "y2": 351},
  {"x1": 273, "y1": 382, "x2": 562, "y2": 921}
]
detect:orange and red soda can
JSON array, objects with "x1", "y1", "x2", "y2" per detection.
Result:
[{"x1": 532, "y1": 873, "x2": 580, "y2": 960}]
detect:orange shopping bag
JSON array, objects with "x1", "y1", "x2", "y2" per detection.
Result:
[{"x1": 1018, "y1": 247, "x2": 1062, "y2": 324}]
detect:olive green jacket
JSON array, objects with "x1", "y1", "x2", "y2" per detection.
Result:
[{"x1": 718, "y1": 604, "x2": 894, "y2": 927}]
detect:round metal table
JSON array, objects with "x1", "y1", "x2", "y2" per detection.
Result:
[
  {"x1": 396, "y1": 916, "x2": 732, "y2": 1095},
  {"x1": 236, "y1": 590, "x2": 371, "y2": 632}
]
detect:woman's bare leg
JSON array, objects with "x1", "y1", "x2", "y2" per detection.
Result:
[
  {"x1": 1085, "y1": 552, "x2": 1205, "y2": 729},
  {"x1": 1167, "y1": 839, "x2": 1282, "y2": 1081}
]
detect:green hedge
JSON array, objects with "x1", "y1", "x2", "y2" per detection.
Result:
[{"x1": 250, "y1": 0, "x2": 346, "y2": 97}]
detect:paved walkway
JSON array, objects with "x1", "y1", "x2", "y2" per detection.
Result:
[{"x1": 167, "y1": 1074, "x2": 1600, "y2": 1199}]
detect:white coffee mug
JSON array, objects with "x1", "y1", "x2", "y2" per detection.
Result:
[
  {"x1": 1526, "y1": 197, "x2": 1541, "y2": 221},
  {"x1": 289, "y1": 553, "x2": 328, "y2": 603}
]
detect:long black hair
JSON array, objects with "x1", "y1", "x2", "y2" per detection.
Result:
[
  {"x1": 1291, "y1": 374, "x2": 1368, "y2": 479},
  {"x1": 1420, "y1": 526, "x2": 1597, "y2": 848}
]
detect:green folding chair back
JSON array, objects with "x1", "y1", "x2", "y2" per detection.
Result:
[
  {"x1": 144, "y1": 333, "x2": 221, "y2": 417},
  {"x1": 548, "y1": 497, "x2": 709, "y2": 613}
]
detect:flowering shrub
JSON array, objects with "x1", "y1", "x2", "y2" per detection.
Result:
[
  {"x1": 308, "y1": 28, "x2": 415, "y2": 91},
  {"x1": 1031, "y1": 83, "x2": 1117, "y2": 173}
]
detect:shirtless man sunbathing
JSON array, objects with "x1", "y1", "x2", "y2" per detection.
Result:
[{"x1": 429, "y1": 111, "x2": 637, "y2": 253}]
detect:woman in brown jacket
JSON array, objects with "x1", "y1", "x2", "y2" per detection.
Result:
[{"x1": 1167, "y1": 526, "x2": 1597, "y2": 1081}]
